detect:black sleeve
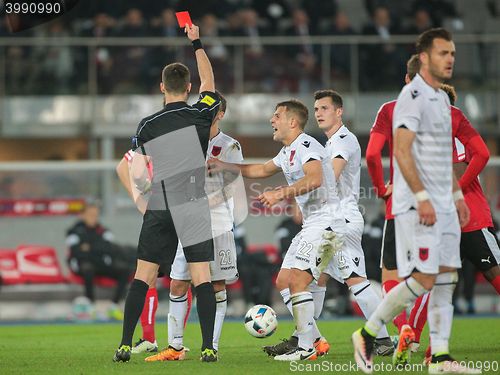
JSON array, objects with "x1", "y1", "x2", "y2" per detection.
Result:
[
  {"x1": 132, "y1": 118, "x2": 148, "y2": 151},
  {"x1": 192, "y1": 91, "x2": 221, "y2": 123}
]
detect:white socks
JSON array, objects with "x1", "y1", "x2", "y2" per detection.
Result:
[
  {"x1": 168, "y1": 292, "x2": 188, "y2": 350},
  {"x1": 280, "y1": 287, "x2": 322, "y2": 340},
  {"x1": 213, "y1": 289, "x2": 227, "y2": 351},
  {"x1": 428, "y1": 272, "x2": 458, "y2": 355},
  {"x1": 291, "y1": 291, "x2": 315, "y2": 350},
  {"x1": 350, "y1": 280, "x2": 390, "y2": 339},
  {"x1": 310, "y1": 284, "x2": 326, "y2": 319},
  {"x1": 365, "y1": 277, "x2": 428, "y2": 336}
]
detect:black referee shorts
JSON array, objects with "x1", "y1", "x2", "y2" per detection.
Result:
[
  {"x1": 381, "y1": 218, "x2": 397, "y2": 270},
  {"x1": 137, "y1": 209, "x2": 214, "y2": 266},
  {"x1": 460, "y1": 228, "x2": 500, "y2": 272}
]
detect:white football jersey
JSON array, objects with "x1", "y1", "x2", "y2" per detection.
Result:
[
  {"x1": 392, "y1": 73, "x2": 453, "y2": 215},
  {"x1": 272, "y1": 133, "x2": 342, "y2": 224},
  {"x1": 325, "y1": 125, "x2": 363, "y2": 223},
  {"x1": 205, "y1": 131, "x2": 243, "y2": 234}
]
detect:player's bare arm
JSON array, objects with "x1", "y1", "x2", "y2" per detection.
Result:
[
  {"x1": 259, "y1": 160, "x2": 322, "y2": 207},
  {"x1": 185, "y1": 24, "x2": 215, "y2": 93},
  {"x1": 116, "y1": 158, "x2": 134, "y2": 199},
  {"x1": 332, "y1": 157, "x2": 347, "y2": 180},
  {"x1": 452, "y1": 172, "x2": 470, "y2": 228},
  {"x1": 394, "y1": 126, "x2": 436, "y2": 226},
  {"x1": 208, "y1": 158, "x2": 280, "y2": 179}
]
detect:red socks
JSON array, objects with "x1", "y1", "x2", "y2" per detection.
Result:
[
  {"x1": 490, "y1": 275, "x2": 500, "y2": 295},
  {"x1": 140, "y1": 287, "x2": 158, "y2": 343},
  {"x1": 409, "y1": 293, "x2": 429, "y2": 343},
  {"x1": 383, "y1": 280, "x2": 408, "y2": 332}
]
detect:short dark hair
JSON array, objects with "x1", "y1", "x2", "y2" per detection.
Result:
[
  {"x1": 416, "y1": 28, "x2": 453, "y2": 54},
  {"x1": 440, "y1": 84, "x2": 457, "y2": 105},
  {"x1": 276, "y1": 100, "x2": 309, "y2": 130},
  {"x1": 162, "y1": 62, "x2": 190, "y2": 94},
  {"x1": 407, "y1": 54, "x2": 420, "y2": 80},
  {"x1": 314, "y1": 90, "x2": 343, "y2": 108},
  {"x1": 215, "y1": 90, "x2": 226, "y2": 113}
]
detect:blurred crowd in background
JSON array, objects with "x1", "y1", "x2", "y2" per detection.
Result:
[{"x1": 3, "y1": 0, "x2": 499, "y2": 94}]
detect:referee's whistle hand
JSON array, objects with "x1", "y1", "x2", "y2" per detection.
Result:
[{"x1": 185, "y1": 24, "x2": 200, "y2": 41}]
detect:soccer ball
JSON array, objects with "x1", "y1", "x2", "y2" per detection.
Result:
[{"x1": 244, "y1": 304, "x2": 278, "y2": 338}]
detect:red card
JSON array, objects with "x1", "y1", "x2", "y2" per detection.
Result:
[{"x1": 176, "y1": 11, "x2": 193, "y2": 28}]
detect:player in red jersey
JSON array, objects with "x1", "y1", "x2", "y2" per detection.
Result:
[
  {"x1": 366, "y1": 54, "x2": 421, "y2": 333},
  {"x1": 409, "y1": 84, "x2": 500, "y2": 363}
]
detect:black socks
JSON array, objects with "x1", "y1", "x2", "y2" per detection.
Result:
[
  {"x1": 195, "y1": 282, "x2": 216, "y2": 350},
  {"x1": 120, "y1": 279, "x2": 149, "y2": 347}
]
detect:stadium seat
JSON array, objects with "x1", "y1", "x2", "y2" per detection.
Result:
[
  {"x1": 0, "y1": 248, "x2": 24, "y2": 285},
  {"x1": 16, "y1": 245, "x2": 66, "y2": 284}
]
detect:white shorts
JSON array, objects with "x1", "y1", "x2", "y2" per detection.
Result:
[
  {"x1": 170, "y1": 231, "x2": 238, "y2": 283},
  {"x1": 395, "y1": 210, "x2": 461, "y2": 278},
  {"x1": 281, "y1": 221, "x2": 332, "y2": 278},
  {"x1": 323, "y1": 221, "x2": 367, "y2": 283}
]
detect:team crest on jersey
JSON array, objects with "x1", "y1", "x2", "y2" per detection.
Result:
[
  {"x1": 289, "y1": 150, "x2": 296, "y2": 165},
  {"x1": 212, "y1": 146, "x2": 222, "y2": 156},
  {"x1": 419, "y1": 247, "x2": 429, "y2": 261}
]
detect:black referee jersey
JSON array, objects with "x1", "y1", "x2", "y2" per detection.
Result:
[{"x1": 131, "y1": 91, "x2": 221, "y2": 209}]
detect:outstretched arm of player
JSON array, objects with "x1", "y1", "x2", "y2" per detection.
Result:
[
  {"x1": 394, "y1": 127, "x2": 436, "y2": 226},
  {"x1": 185, "y1": 23, "x2": 215, "y2": 93},
  {"x1": 259, "y1": 160, "x2": 323, "y2": 207},
  {"x1": 208, "y1": 158, "x2": 280, "y2": 179},
  {"x1": 366, "y1": 132, "x2": 389, "y2": 198},
  {"x1": 452, "y1": 173, "x2": 470, "y2": 228}
]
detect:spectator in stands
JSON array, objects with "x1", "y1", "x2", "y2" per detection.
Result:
[
  {"x1": 79, "y1": 13, "x2": 116, "y2": 94},
  {"x1": 33, "y1": 21, "x2": 75, "y2": 94},
  {"x1": 66, "y1": 202, "x2": 132, "y2": 320},
  {"x1": 405, "y1": 8, "x2": 433, "y2": 34},
  {"x1": 361, "y1": 6, "x2": 405, "y2": 89},
  {"x1": 112, "y1": 9, "x2": 149, "y2": 93},
  {"x1": 325, "y1": 11, "x2": 357, "y2": 76},
  {"x1": 252, "y1": 0, "x2": 290, "y2": 34},
  {"x1": 412, "y1": 0, "x2": 459, "y2": 27},
  {"x1": 284, "y1": 8, "x2": 318, "y2": 92},
  {"x1": 300, "y1": 0, "x2": 338, "y2": 35}
]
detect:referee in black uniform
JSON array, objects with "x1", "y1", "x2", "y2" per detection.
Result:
[{"x1": 114, "y1": 23, "x2": 221, "y2": 363}]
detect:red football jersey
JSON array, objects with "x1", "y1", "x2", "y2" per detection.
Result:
[
  {"x1": 368, "y1": 100, "x2": 396, "y2": 220},
  {"x1": 451, "y1": 106, "x2": 492, "y2": 232}
]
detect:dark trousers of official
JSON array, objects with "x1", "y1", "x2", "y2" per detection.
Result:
[{"x1": 78, "y1": 261, "x2": 130, "y2": 304}]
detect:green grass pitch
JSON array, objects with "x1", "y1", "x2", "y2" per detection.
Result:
[{"x1": 0, "y1": 317, "x2": 499, "y2": 374}]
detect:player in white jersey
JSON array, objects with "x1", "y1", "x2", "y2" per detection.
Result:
[
  {"x1": 352, "y1": 28, "x2": 479, "y2": 375},
  {"x1": 208, "y1": 100, "x2": 345, "y2": 361},
  {"x1": 313, "y1": 90, "x2": 393, "y2": 356}
]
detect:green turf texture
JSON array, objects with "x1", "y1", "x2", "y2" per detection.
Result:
[{"x1": 0, "y1": 318, "x2": 498, "y2": 374}]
